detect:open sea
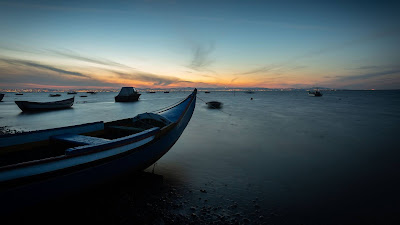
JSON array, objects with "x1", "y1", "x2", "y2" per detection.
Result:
[{"x1": 1, "y1": 90, "x2": 400, "y2": 224}]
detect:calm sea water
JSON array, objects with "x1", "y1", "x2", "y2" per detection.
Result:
[{"x1": 1, "y1": 90, "x2": 400, "y2": 224}]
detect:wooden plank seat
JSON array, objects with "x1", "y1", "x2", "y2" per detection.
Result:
[
  {"x1": 65, "y1": 127, "x2": 160, "y2": 155},
  {"x1": 50, "y1": 134, "x2": 110, "y2": 146}
]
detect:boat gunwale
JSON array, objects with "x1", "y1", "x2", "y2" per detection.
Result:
[{"x1": 14, "y1": 96, "x2": 75, "y2": 105}]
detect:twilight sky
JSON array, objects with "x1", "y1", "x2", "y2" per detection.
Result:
[{"x1": 0, "y1": 0, "x2": 399, "y2": 90}]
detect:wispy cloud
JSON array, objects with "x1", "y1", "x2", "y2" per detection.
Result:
[
  {"x1": 238, "y1": 64, "x2": 306, "y2": 75},
  {"x1": 110, "y1": 69, "x2": 192, "y2": 86},
  {"x1": 0, "y1": 1, "x2": 128, "y2": 14},
  {"x1": 48, "y1": 49, "x2": 135, "y2": 69},
  {"x1": 188, "y1": 42, "x2": 215, "y2": 71},
  {"x1": 0, "y1": 58, "x2": 88, "y2": 78},
  {"x1": 336, "y1": 69, "x2": 400, "y2": 81}
]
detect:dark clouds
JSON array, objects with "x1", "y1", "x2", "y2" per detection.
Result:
[{"x1": 0, "y1": 58, "x2": 88, "y2": 78}]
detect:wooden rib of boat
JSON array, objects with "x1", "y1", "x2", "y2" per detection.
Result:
[
  {"x1": 0, "y1": 93, "x2": 4, "y2": 101},
  {"x1": 0, "y1": 89, "x2": 197, "y2": 214},
  {"x1": 14, "y1": 97, "x2": 75, "y2": 112}
]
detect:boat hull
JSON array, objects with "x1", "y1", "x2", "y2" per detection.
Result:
[
  {"x1": 115, "y1": 94, "x2": 141, "y2": 102},
  {"x1": 15, "y1": 97, "x2": 74, "y2": 112},
  {"x1": 0, "y1": 93, "x2": 4, "y2": 101},
  {"x1": 0, "y1": 90, "x2": 196, "y2": 214}
]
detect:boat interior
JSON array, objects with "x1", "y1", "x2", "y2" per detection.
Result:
[{"x1": 0, "y1": 113, "x2": 172, "y2": 168}]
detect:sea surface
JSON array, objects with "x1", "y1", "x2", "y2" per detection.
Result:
[{"x1": 1, "y1": 90, "x2": 400, "y2": 224}]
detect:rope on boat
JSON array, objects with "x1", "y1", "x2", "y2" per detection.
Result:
[
  {"x1": 150, "y1": 95, "x2": 188, "y2": 114},
  {"x1": 196, "y1": 96, "x2": 232, "y2": 116}
]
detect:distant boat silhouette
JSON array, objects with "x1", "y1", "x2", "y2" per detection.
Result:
[
  {"x1": 15, "y1": 93, "x2": 23, "y2": 95},
  {"x1": 308, "y1": 90, "x2": 323, "y2": 97},
  {"x1": 67, "y1": 91, "x2": 77, "y2": 95},
  {"x1": 115, "y1": 87, "x2": 141, "y2": 102},
  {"x1": 0, "y1": 93, "x2": 4, "y2": 101},
  {"x1": 49, "y1": 94, "x2": 61, "y2": 97}
]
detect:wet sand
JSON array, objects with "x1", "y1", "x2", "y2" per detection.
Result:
[{"x1": 1, "y1": 171, "x2": 272, "y2": 225}]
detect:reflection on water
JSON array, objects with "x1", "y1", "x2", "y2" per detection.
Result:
[{"x1": 1, "y1": 90, "x2": 400, "y2": 224}]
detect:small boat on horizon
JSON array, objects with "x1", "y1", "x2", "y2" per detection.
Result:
[
  {"x1": 115, "y1": 87, "x2": 141, "y2": 102},
  {"x1": 67, "y1": 91, "x2": 77, "y2": 95},
  {"x1": 15, "y1": 93, "x2": 23, "y2": 95},
  {"x1": 0, "y1": 89, "x2": 197, "y2": 214},
  {"x1": 15, "y1": 97, "x2": 75, "y2": 112},
  {"x1": 87, "y1": 91, "x2": 96, "y2": 94},
  {"x1": 147, "y1": 91, "x2": 156, "y2": 93},
  {"x1": 49, "y1": 94, "x2": 61, "y2": 97},
  {"x1": 205, "y1": 91, "x2": 210, "y2": 93},
  {"x1": 164, "y1": 91, "x2": 170, "y2": 93},
  {"x1": 308, "y1": 90, "x2": 323, "y2": 97}
]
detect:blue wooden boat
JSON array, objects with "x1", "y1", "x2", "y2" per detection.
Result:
[{"x1": 0, "y1": 89, "x2": 197, "y2": 214}]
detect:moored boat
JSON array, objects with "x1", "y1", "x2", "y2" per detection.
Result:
[
  {"x1": 49, "y1": 94, "x2": 61, "y2": 97},
  {"x1": 0, "y1": 89, "x2": 197, "y2": 214},
  {"x1": 206, "y1": 101, "x2": 222, "y2": 109},
  {"x1": 15, "y1": 97, "x2": 74, "y2": 112},
  {"x1": 0, "y1": 93, "x2": 4, "y2": 101},
  {"x1": 67, "y1": 91, "x2": 77, "y2": 95},
  {"x1": 115, "y1": 87, "x2": 141, "y2": 102},
  {"x1": 308, "y1": 90, "x2": 323, "y2": 97}
]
